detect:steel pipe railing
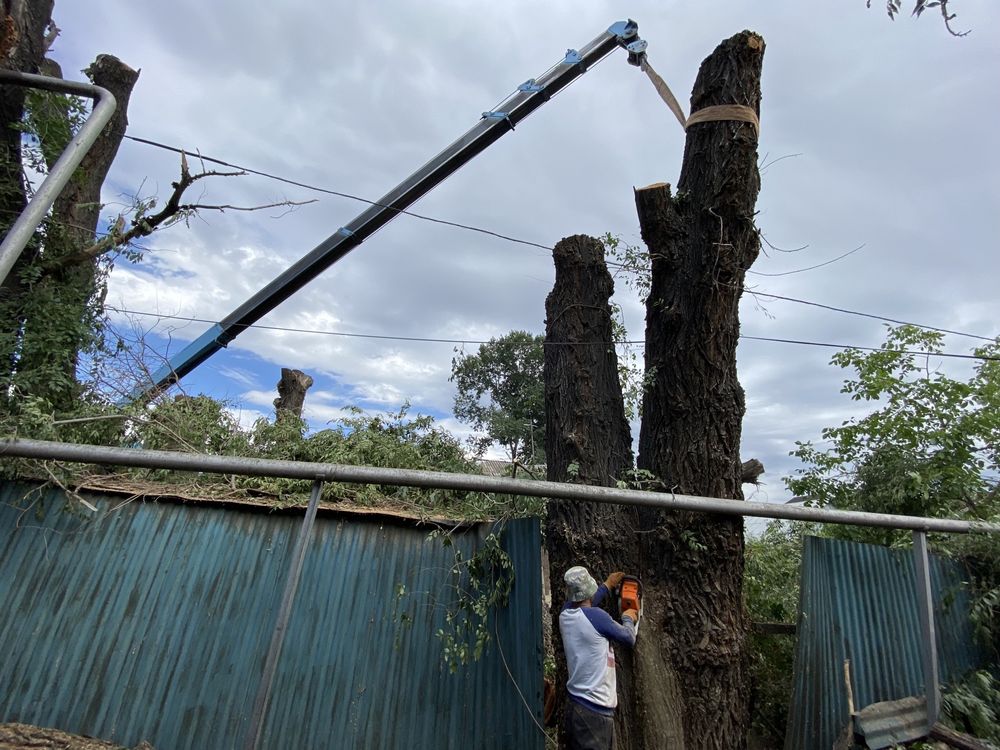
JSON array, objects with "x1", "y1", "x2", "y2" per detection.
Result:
[{"x1": 2, "y1": 438, "x2": 998, "y2": 534}]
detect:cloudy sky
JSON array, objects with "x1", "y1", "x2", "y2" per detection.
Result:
[{"x1": 50, "y1": 1, "x2": 999, "y2": 504}]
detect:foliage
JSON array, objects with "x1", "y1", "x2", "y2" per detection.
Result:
[
  {"x1": 0, "y1": 85, "x2": 108, "y2": 412},
  {"x1": 787, "y1": 325, "x2": 1000, "y2": 547},
  {"x1": 744, "y1": 520, "x2": 811, "y2": 747},
  {"x1": 432, "y1": 528, "x2": 515, "y2": 673},
  {"x1": 868, "y1": 0, "x2": 969, "y2": 36},
  {"x1": 602, "y1": 233, "x2": 657, "y2": 420},
  {"x1": 768, "y1": 325, "x2": 1000, "y2": 742},
  {"x1": 941, "y1": 670, "x2": 1000, "y2": 745},
  {"x1": 451, "y1": 331, "x2": 545, "y2": 465},
  {"x1": 1, "y1": 393, "x2": 543, "y2": 521}
]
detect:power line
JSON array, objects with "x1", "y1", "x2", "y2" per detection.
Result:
[
  {"x1": 123, "y1": 135, "x2": 553, "y2": 253},
  {"x1": 11, "y1": 137, "x2": 993, "y2": 349},
  {"x1": 754, "y1": 292, "x2": 996, "y2": 343},
  {"x1": 124, "y1": 135, "x2": 866, "y2": 277},
  {"x1": 106, "y1": 306, "x2": 1000, "y2": 362},
  {"x1": 3, "y1": 198, "x2": 992, "y2": 349}
]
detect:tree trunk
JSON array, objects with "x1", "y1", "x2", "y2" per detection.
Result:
[
  {"x1": 543, "y1": 31, "x2": 765, "y2": 750},
  {"x1": 1, "y1": 49, "x2": 138, "y2": 409},
  {"x1": 635, "y1": 30, "x2": 765, "y2": 749},
  {"x1": 543, "y1": 234, "x2": 641, "y2": 745},
  {"x1": 0, "y1": 0, "x2": 53, "y2": 380},
  {"x1": 273, "y1": 367, "x2": 313, "y2": 421}
]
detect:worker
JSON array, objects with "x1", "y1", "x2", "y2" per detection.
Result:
[{"x1": 559, "y1": 565, "x2": 638, "y2": 750}]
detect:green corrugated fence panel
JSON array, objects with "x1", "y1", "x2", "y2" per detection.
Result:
[
  {"x1": 0, "y1": 481, "x2": 543, "y2": 749},
  {"x1": 785, "y1": 535, "x2": 983, "y2": 750}
]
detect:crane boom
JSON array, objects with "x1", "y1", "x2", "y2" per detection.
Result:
[{"x1": 144, "y1": 20, "x2": 647, "y2": 396}]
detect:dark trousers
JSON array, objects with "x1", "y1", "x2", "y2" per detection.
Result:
[{"x1": 564, "y1": 700, "x2": 614, "y2": 750}]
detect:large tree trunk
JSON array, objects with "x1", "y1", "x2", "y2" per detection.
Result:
[
  {"x1": 0, "y1": 44, "x2": 138, "y2": 409},
  {"x1": 0, "y1": 0, "x2": 53, "y2": 380},
  {"x1": 543, "y1": 234, "x2": 647, "y2": 745},
  {"x1": 543, "y1": 31, "x2": 764, "y2": 750},
  {"x1": 635, "y1": 30, "x2": 764, "y2": 749}
]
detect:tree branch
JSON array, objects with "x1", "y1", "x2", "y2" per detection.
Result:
[{"x1": 48, "y1": 152, "x2": 314, "y2": 269}]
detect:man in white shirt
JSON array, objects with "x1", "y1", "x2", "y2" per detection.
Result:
[{"x1": 559, "y1": 565, "x2": 638, "y2": 750}]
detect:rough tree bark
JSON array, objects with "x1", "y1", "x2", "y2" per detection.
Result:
[
  {"x1": 635, "y1": 30, "x2": 765, "y2": 749},
  {"x1": 8, "y1": 51, "x2": 139, "y2": 408},
  {"x1": 0, "y1": 0, "x2": 53, "y2": 280},
  {"x1": 543, "y1": 234, "x2": 644, "y2": 745},
  {"x1": 273, "y1": 367, "x2": 313, "y2": 421},
  {"x1": 543, "y1": 31, "x2": 765, "y2": 750}
]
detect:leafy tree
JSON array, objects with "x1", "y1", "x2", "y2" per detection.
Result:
[
  {"x1": 773, "y1": 324, "x2": 1000, "y2": 740},
  {"x1": 450, "y1": 331, "x2": 545, "y2": 467},
  {"x1": 787, "y1": 324, "x2": 1000, "y2": 546},
  {"x1": 744, "y1": 520, "x2": 812, "y2": 748}
]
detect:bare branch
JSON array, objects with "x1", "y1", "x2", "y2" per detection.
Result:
[
  {"x1": 178, "y1": 198, "x2": 316, "y2": 214},
  {"x1": 47, "y1": 152, "x2": 310, "y2": 270}
]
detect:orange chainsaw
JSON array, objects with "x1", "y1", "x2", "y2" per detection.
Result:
[{"x1": 617, "y1": 575, "x2": 643, "y2": 631}]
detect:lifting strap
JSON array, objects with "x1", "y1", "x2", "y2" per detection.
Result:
[{"x1": 640, "y1": 58, "x2": 760, "y2": 138}]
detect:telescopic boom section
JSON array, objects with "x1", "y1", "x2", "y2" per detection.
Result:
[{"x1": 143, "y1": 20, "x2": 647, "y2": 397}]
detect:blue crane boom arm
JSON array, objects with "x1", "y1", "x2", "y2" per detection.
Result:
[{"x1": 145, "y1": 20, "x2": 647, "y2": 396}]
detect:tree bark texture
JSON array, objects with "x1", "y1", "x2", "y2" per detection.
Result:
[
  {"x1": 0, "y1": 44, "x2": 138, "y2": 407},
  {"x1": 635, "y1": 31, "x2": 764, "y2": 749},
  {"x1": 0, "y1": 0, "x2": 53, "y2": 282},
  {"x1": 543, "y1": 234, "x2": 638, "y2": 745},
  {"x1": 273, "y1": 367, "x2": 313, "y2": 420}
]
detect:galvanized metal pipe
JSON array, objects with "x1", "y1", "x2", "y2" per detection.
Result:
[
  {"x1": 3, "y1": 438, "x2": 999, "y2": 534},
  {"x1": 244, "y1": 478, "x2": 324, "y2": 750},
  {"x1": 912, "y1": 531, "x2": 941, "y2": 725},
  {"x1": 0, "y1": 70, "x2": 118, "y2": 286}
]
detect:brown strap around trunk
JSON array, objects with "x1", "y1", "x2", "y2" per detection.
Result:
[{"x1": 640, "y1": 58, "x2": 760, "y2": 137}]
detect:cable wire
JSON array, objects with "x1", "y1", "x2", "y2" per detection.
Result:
[
  {"x1": 105, "y1": 306, "x2": 1000, "y2": 362},
  {"x1": 119, "y1": 136, "x2": 998, "y2": 344},
  {"x1": 754, "y1": 292, "x2": 996, "y2": 343},
  {"x1": 123, "y1": 135, "x2": 553, "y2": 253}
]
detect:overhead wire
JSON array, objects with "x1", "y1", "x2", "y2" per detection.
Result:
[
  {"x1": 118, "y1": 135, "x2": 1000, "y2": 344},
  {"x1": 754, "y1": 293, "x2": 996, "y2": 343},
  {"x1": 10, "y1": 137, "x2": 994, "y2": 354},
  {"x1": 104, "y1": 306, "x2": 1000, "y2": 362},
  {"x1": 123, "y1": 135, "x2": 866, "y2": 275}
]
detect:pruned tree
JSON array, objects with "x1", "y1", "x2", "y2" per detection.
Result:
[
  {"x1": 274, "y1": 367, "x2": 313, "y2": 422},
  {"x1": 544, "y1": 31, "x2": 765, "y2": 749},
  {"x1": 0, "y1": 1, "x2": 312, "y2": 415}
]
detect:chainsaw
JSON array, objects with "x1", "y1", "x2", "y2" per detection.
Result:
[{"x1": 617, "y1": 575, "x2": 643, "y2": 633}]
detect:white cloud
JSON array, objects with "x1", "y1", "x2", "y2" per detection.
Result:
[{"x1": 52, "y1": 0, "x2": 1000, "y2": 502}]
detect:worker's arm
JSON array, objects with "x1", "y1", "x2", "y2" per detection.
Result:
[
  {"x1": 584, "y1": 606, "x2": 637, "y2": 647},
  {"x1": 592, "y1": 582, "x2": 611, "y2": 608}
]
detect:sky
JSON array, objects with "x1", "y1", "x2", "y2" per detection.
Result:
[{"x1": 49, "y1": 1, "x2": 1000, "y2": 506}]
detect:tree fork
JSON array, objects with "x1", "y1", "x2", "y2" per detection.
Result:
[{"x1": 636, "y1": 30, "x2": 764, "y2": 749}]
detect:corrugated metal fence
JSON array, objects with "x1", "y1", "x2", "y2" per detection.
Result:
[
  {"x1": 0, "y1": 481, "x2": 543, "y2": 749},
  {"x1": 785, "y1": 535, "x2": 982, "y2": 750}
]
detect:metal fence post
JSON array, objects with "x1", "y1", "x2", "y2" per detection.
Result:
[
  {"x1": 912, "y1": 530, "x2": 941, "y2": 727},
  {"x1": 244, "y1": 477, "x2": 324, "y2": 750}
]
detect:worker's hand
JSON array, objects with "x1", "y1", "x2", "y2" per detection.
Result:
[
  {"x1": 605, "y1": 571, "x2": 626, "y2": 590},
  {"x1": 622, "y1": 608, "x2": 639, "y2": 623}
]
